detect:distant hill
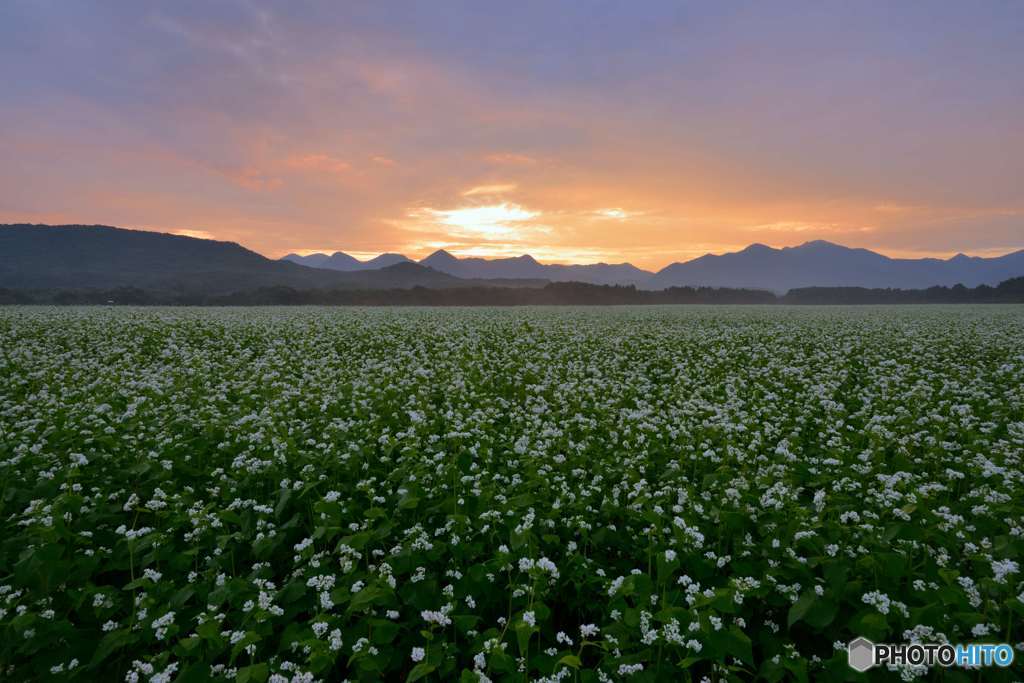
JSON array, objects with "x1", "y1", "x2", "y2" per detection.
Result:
[
  {"x1": 0, "y1": 224, "x2": 537, "y2": 293},
  {"x1": 284, "y1": 248, "x2": 653, "y2": 285},
  {"x1": 418, "y1": 249, "x2": 653, "y2": 285},
  {"x1": 281, "y1": 252, "x2": 343, "y2": 269},
  {"x1": 648, "y1": 240, "x2": 1024, "y2": 291},
  {"x1": 282, "y1": 251, "x2": 411, "y2": 271}
]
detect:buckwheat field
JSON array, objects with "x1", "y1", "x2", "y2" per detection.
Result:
[{"x1": 1, "y1": 306, "x2": 1022, "y2": 682}]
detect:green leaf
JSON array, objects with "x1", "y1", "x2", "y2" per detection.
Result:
[
  {"x1": 804, "y1": 598, "x2": 838, "y2": 629},
  {"x1": 788, "y1": 592, "x2": 815, "y2": 628},
  {"x1": 90, "y1": 630, "x2": 135, "y2": 666},
  {"x1": 854, "y1": 611, "x2": 889, "y2": 640},
  {"x1": 169, "y1": 586, "x2": 195, "y2": 609},
  {"x1": 453, "y1": 614, "x2": 480, "y2": 633},
  {"x1": 275, "y1": 487, "x2": 292, "y2": 519},
  {"x1": 489, "y1": 651, "x2": 517, "y2": 674},
  {"x1": 349, "y1": 584, "x2": 389, "y2": 612},
  {"x1": 783, "y1": 658, "x2": 809, "y2": 683},
  {"x1": 175, "y1": 663, "x2": 212, "y2": 683},
  {"x1": 178, "y1": 635, "x2": 203, "y2": 653},
  {"x1": 236, "y1": 663, "x2": 269, "y2": 683},
  {"x1": 824, "y1": 563, "x2": 848, "y2": 591},
  {"x1": 557, "y1": 654, "x2": 582, "y2": 669},
  {"x1": 508, "y1": 493, "x2": 535, "y2": 508},
  {"x1": 724, "y1": 625, "x2": 754, "y2": 666},
  {"x1": 515, "y1": 622, "x2": 534, "y2": 656},
  {"x1": 406, "y1": 662, "x2": 436, "y2": 682},
  {"x1": 196, "y1": 619, "x2": 223, "y2": 643},
  {"x1": 370, "y1": 619, "x2": 402, "y2": 644}
]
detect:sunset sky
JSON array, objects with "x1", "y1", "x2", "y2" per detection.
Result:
[{"x1": 2, "y1": 2, "x2": 1022, "y2": 269}]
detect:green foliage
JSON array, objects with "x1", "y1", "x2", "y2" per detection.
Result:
[{"x1": 0, "y1": 306, "x2": 1022, "y2": 681}]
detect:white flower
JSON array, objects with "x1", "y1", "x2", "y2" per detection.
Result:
[
  {"x1": 151, "y1": 611, "x2": 175, "y2": 640},
  {"x1": 992, "y1": 559, "x2": 1019, "y2": 584},
  {"x1": 411, "y1": 647, "x2": 426, "y2": 662}
]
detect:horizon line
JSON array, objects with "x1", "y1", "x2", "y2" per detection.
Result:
[
  {"x1": 5, "y1": 222, "x2": 1024, "y2": 271},
  {"x1": 277, "y1": 239, "x2": 1024, "y2": 270}
]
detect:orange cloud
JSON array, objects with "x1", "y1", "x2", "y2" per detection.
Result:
[
  {"x1": 462, "y1": 183, "x2": 517, "y2": 196},
  {"x1": 405, "y1": 202, "x2": 544, "y2": 241}
]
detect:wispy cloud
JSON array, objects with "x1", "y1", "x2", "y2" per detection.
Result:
[
  {"x1": 462, "y1": 183, "x2": 517, "y2": 197},
  {"x1": 593, "y1": 208, "x2": 630, "y2": 219}
]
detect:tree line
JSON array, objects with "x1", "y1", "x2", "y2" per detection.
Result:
[{"x1": 1, "y1": 277, "x2": 1023, "y2": 306}]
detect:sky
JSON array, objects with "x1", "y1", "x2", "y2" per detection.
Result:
[{"x1": 1, "y1": 1, "x2": 1022, "y2": 269}]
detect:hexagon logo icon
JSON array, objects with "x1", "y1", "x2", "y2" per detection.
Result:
[{"x1": 848, "y1": 637, "x2": 875, "y2": 672}]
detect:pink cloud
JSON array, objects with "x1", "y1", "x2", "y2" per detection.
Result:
[{"x1": 284, "y1": 153, "x2": 352, "y2": 175}]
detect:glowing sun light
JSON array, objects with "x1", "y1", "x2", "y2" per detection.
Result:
[{"x1": 418, "y1": 203, "x2": 540, "y2": 239}]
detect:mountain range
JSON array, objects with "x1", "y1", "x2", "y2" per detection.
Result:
[
  {"x1": 286, "y1": 240, "x2": 1024, "y2": 291},
  {"x1": 2, "y1": 224, "x2": 1022, "y2": 294},
  {"x1": 646, "y1": 241, "x2": 1024, "y2": 291},
  {"x1": 284, "y1": 249, "x2": 652, "y2": 285},
  {"x1": 0, "y1": 225, "x2": 543, "y2": 293},
  {"x1": 282, "y1": 251, "x2": 411, "y2": 271}
]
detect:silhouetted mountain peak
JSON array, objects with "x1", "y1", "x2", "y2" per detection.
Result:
[
  {"x1": 648, "y1": 240, "x2": 1024, "y2": 291},
  {"x1": 362, "y1": 253, "x2": 412, "y2": 269},
  {"x1": 422, "y1": 249, "x2": 459, "y2": 263},
  {"x1": 409, "y1": 250, "x2": 652, "y2": 284},
  {"x1": 796, "y1": 239, "x2": 841, "y2": 249}
]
